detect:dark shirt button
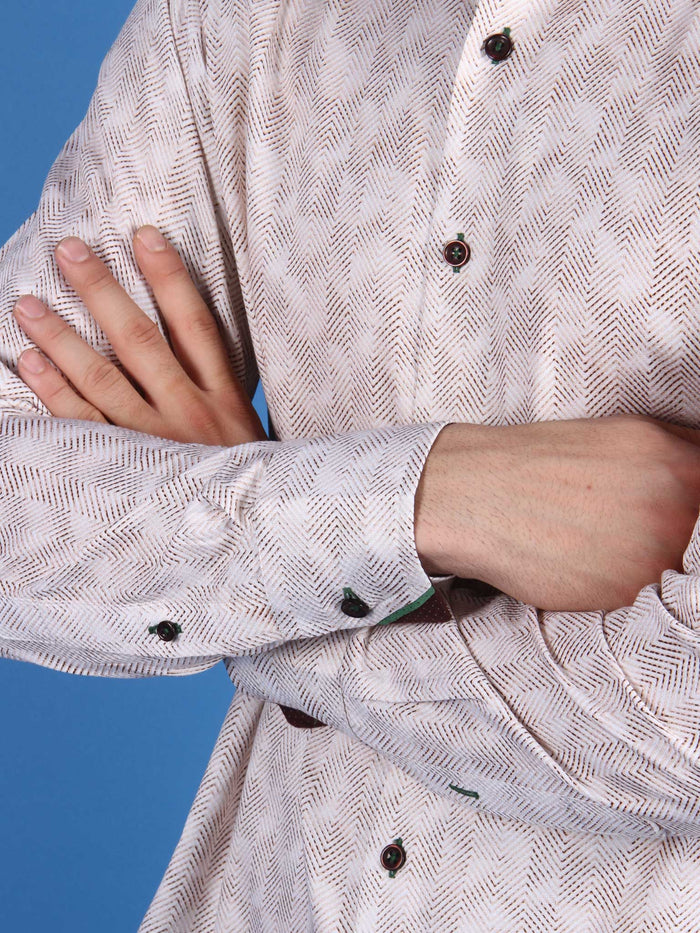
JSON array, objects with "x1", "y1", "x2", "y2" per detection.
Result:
[
  {"x1": 155, "y1": 620, "x2": 178, "y2": 642},
  {"x1": 380, "y1": 840, "x2": 406, "y2": 874},
  {"x1": 483, "y1": 31, "x2": 514, "y2": 62},
  {"x1": 340, "y1": 587, "x2": 370, "y2": 618},
  {"x1": 443, "y1": 236, "x2": 470, "y2": 269}
]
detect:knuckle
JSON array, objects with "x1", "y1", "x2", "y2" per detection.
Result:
[
  {"x1": 56, "y1": 323, "x2": 90, "y2": 354},
  {"x1": 158, "y1": 261, "x2": 190, "y2": 284},
  {"x1": 81, "y1": 267, "x2": 114, "y2": 295},
  {"x1": 42, "y1": 379, "x2": 73, "y2": 407},
  {"x1": 43, "y1": 381, "x2": 102, "y2": 424},
  {"x1": 123, "y1": 316, "x2": 161, "y2": 348},
  {"x1": 183, "y1": 402, "x2": 223, "y2": 443},
  {"x1": 119, "y1": 395, "x2": 152, "y2": 425},
  {"x1": 183, "y1": 312, "x2": 220, "y2": 341},
  {"x1": 43, "y1": 321, "x2": 74, "y2": 349},
  {"x1": 35, "y1": 314, "x2": 75, "y2": 346},
  {"x1": 82, "y1": 358, "x2": 123, "y2": 394}
]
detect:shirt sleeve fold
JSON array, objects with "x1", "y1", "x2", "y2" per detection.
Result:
[{"x1": 228, "y1": 517, "x2": 700, "y2": 838}]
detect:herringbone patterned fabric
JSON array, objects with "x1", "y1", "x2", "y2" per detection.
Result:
[{"x1": 1, "y1": 0, "x2": 699, "y2": 929}]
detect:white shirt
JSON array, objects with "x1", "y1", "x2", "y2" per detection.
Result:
[{"x1": 1, "y1": 0, "x2": 699, "y2": 929}]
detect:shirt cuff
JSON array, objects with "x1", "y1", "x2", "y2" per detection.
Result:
[{"x1": 251, "y1": 421, "x2": 454, "y2": 641}]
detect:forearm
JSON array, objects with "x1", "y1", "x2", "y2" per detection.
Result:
[
  {"x1": 414, "y1": 416, "x2": 700, "y2": 611},
  {"x1": 0, "y1": 411, "x2": 450, "y2": 674}
]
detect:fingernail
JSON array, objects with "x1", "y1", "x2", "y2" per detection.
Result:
[
  {"x1": 19, "y1": 349, "x2": 46, "y2": 373},
  {"x1": 136, "y1": 226, "x2": 168, "y2": 252},
  {"x1": 56, "y1": 237, "x2": 91, "y2": 262},
  {"x1": 14, "y1": 295, "x2": 45, "y2": 319}
]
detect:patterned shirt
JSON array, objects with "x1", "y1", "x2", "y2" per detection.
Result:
[{"x1": 1, "y1": 0, "x2": 700, "y2": 929}]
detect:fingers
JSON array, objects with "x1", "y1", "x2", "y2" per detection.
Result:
[
  {"x1": 131, "y1": 227, "x2": 238, "y2": 395},
  {"x1": 16, "y1": 229, "x2": 259, "y2": 448},
  {"x1": 54, "y1": 236, "x2": 190, "y2": 405},
  {"x1": 16, "y1": 347, "x2": 110, "y2": 424},
  {"x1": 13, "y1": 294, "x2": 162, "y2": 432}
]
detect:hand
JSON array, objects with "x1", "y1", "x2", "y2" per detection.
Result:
[
  {"x1": 12, "y1": 227, "x2": 267, "y2": 446},
  {"x1": 415, "y1": 415, "x2": 700, "y2": 611}
]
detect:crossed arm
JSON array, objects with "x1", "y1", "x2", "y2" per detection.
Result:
[
  {"x1": 13, "y1": 229, "x2": 700, "y2": 616},
  {"x1": 4, "y1": 0, "x2": 700, "y2": 837},
  {"x1": 10, "y1": 230, "x2": 700, "y2": 836}
]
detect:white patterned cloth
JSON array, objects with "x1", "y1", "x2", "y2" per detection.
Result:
[{"x1": 1, "y1": 0, "x2": 700, "y2": 929}]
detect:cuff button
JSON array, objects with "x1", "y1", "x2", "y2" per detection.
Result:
[
  {"x1": 147, "y1": 620, "x2": 181, "y2": 642},
  {"x1": 340, "y1": 587, "x2": 370, "y2": 618}
]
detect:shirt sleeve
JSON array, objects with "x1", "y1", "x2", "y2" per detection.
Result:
[
  {"x1": 0, "y1": 0, "x2": 448, "y2": 677},
  {"x1": 228, "y1": 527, "x2": 700, "y2": 837}
]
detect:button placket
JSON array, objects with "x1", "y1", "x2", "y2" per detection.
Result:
[
  {"x1": 439, "y1": 26, "x2": 514, "y2": 274},
  {"x1": 411, "y1": 7, "x2": 523, "y2": 423}
]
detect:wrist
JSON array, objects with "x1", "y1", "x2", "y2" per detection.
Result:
[
  {"x1": 414, "y1": 423, "x2": 469, "y2": 576},
  {"x1": 414, "y1": 421, "x2": 507, "y2": 581}
]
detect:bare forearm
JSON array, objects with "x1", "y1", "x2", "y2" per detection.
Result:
[{"x1": 415, "y1": 416, "x2": 700, "y2": 611}]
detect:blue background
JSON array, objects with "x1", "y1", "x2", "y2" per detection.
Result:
[{"x1": 0, "y1": 3, "x2": 268, "y2": 929}]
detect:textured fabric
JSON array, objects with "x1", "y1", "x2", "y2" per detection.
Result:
[{"x1": 1, "y1": 0, "x2": 700, "y2": 930}]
